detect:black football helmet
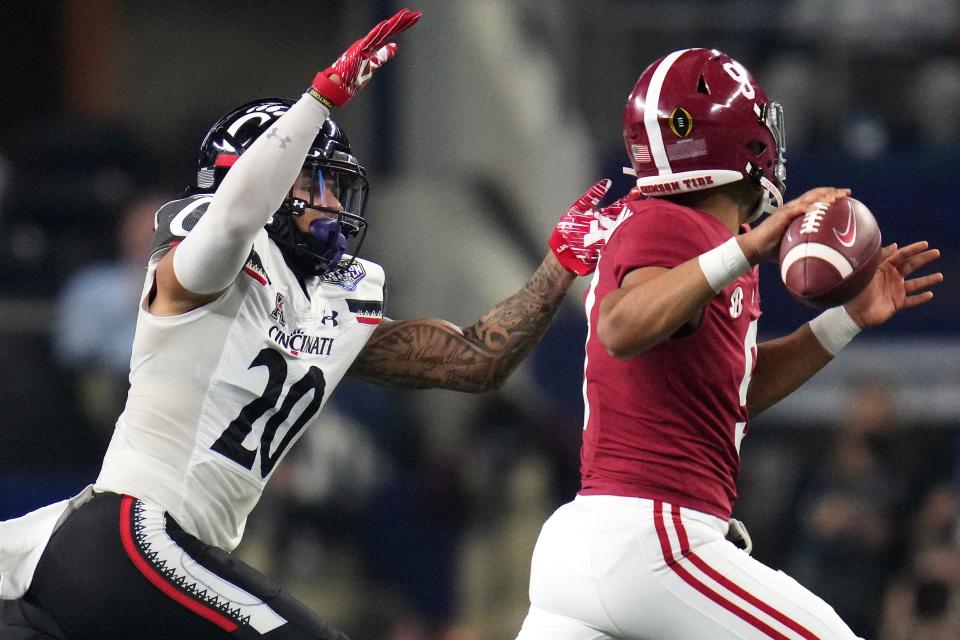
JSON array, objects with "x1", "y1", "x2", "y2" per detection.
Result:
[{"x1": 189, "y1": 98, "x2": 369, "y2": 276}]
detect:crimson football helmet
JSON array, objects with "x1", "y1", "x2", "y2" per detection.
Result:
[
  {"x1": 623, "y1": 48, "x2": 786, "y2": 221},
  {"x1": 189, "y1": 98, "x2": 369, "y2": 275}
]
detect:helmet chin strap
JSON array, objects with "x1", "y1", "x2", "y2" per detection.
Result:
[
  {"x1": 284, "y1": 197, "x2": 348, "y2": 271},
  {"x1": 746, "y1": 174, "x2": 784, "y2": 223},
  {"x1": 268, "y1": 209, "x2": 348, "y2": 277}
]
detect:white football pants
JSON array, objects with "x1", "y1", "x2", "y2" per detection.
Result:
[{"x1": 515, "y1": 495, "x2": 863, "y2": 640}]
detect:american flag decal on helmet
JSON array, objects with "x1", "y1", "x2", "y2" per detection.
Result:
[
  {"x1": 346, "y1": 299, "x2": 383, "y2": 325},
  {"x1": 631, "y1": 144, "x2": 652, "y2": 165}
]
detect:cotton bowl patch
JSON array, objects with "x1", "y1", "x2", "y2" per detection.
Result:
[{"x1": 319, "y1": 259, "x2": 366, "y2": 291}]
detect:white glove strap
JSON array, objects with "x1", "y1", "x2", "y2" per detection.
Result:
[
  {"x1": 698, "y1": 237, "x2": 750, "y2": 292},
  {"x1": 809, "y1": 306, "x2": 862, "y2": 356}
]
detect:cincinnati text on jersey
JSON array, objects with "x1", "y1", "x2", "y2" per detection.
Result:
[{"x1": 267, "y1": 326, "x2": 334, "y2": 357}]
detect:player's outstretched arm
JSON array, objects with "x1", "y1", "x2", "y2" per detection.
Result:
[
  {"x1": 348, "y1": 252, "x2": 573, "y2": 392},
  {"x1": 152, "y1": 96, "x2": 331, "y2": 316},
  {"x1": 347, "y1": 180, "x2": 619, "y2": 392},
  {"x1": 598, "y1": 187, "x2": 850, "y2": 359},
  {"x1": 151, "y1": 9, "x2": 421, "y2": 317},
  {"x1": 747, "y1": 241, "x2": 942, "y2": 417}
]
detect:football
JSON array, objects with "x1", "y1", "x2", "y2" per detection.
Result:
[{"x1": 779, "y1": 197, "x2": 882, "y2": 308}]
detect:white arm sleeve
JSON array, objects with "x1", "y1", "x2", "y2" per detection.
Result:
[{"x1": 172, "y1": 94, "x2": 330, "y2": 294}]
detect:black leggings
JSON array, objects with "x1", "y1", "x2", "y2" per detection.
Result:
[{"x1": 0, "y1": 492, "x2": 350, "y2": 640}]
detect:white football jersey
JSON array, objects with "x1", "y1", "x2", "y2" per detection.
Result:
[{"x1": 95, "y1": 196, "x2": 385, "y2": 551}]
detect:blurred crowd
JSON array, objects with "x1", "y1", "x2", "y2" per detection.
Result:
[
  {"x1": 760, "y1": 0, "x2": 960, "y2": 158},
  {"x1": 742, "y1": 378, "x2": 960, "y2": 640},
  {"x1": 0, "y1": 1, "x2": 959, "y2": 639}
]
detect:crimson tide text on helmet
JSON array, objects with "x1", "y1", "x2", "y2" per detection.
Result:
[
  {"x1": 622, "y1": 48, "x2": 786, "y2": 221},
  {"x1": 190, "y1": 98, "x2": 369, "y2": 276}
]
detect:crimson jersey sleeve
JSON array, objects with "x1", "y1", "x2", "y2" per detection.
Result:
[{"x1": 604, "y1": 201, "x2": 721, "y2": 285}]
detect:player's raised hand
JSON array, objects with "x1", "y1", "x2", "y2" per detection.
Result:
[
  {"x1": 550, "y1": 179, "x2": 635, "y2": 276},
  {"x1": 310, "y1": 8, "x2": 422, "y2": 108},
  {"x1": 844, "y1": 241, "x2": 943, "y2": 328},
  {"x1": 738, "y1": 187, "x2": 851, "y2": 264},
  {"x1": 593, "y1": 186, "x2": 641, "y2": 240}
]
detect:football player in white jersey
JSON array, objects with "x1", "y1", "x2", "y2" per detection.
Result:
[{"x1": 0, "y1": 8, "x2": 623, "y2": 640}]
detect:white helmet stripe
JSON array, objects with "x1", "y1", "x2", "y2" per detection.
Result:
[{"x1": 643, "y1": 49, "x2": 692, "y2": 176}]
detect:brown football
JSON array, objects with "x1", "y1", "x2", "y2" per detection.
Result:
[{"x1": 779, "y1": 197, "x2": 882, "y2": 308}]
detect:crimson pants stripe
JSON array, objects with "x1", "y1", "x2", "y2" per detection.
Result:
[
  {"x1": 669, "y1": 508, "x2": 821, "y2": 640},
  {"x1": 653, "y1": 501, "x2": 794, "y2": 640},
  {"x1": 118, "y1": 496, "x2": 239, "y2": 632}
]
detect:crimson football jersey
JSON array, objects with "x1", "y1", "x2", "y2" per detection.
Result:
[{"x1": 579, "y1": 198, "x2": 760, "y2": 519}]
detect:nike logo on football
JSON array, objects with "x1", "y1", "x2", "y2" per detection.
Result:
[{"x1": 833, "y1": 204, "x2": 857, "y2": 247}]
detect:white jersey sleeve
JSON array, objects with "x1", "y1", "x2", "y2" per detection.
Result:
[{"x1": 173, "y1": 94, "x2": 329, "y2": 294}]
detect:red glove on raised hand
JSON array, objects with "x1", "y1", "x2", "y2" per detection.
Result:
[
  {"x1": 310, "y1": 8, "x2": 422, "y2": 108},
  {"x1": 550, "y1": 179, "x2": 634, "y2": 276}
]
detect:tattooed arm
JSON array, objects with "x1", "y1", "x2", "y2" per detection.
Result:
[
  {"x1": 348, "y1": 179, "x2": 620, "y2": 391},
  {"x1": 347, "y1": 252, "x2": 576, "y2": 392}
]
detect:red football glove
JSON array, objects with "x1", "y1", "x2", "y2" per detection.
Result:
[
  {"x1": 550, "y1": 179, "x2": 633, "y2": 276},
  {"x1": 310, "y1": 8, "x2": 422, "y2": 108}
]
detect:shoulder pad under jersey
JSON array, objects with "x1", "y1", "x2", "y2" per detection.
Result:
[{"x1": 150, "y1": 195, "x2": 215, "y2": 257}]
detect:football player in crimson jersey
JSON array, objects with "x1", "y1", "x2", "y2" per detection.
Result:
[
  {"x1": 515, "y1": 49, "x2": 943, "y2": 640},
  {"x1": 0, "y1": 10, "x2": 620, "y2": 640}
]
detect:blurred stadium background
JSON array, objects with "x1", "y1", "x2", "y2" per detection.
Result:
[{"x1": 1, "y1": 1, "x2": 958, "y2": 638}]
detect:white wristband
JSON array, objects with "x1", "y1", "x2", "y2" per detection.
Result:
[
  {"x1": 698, "y1": 237, "x2": 750, "y2": 292},
  {"x1": 808, "y1": 306, "x2": 862, "y2": 356}
]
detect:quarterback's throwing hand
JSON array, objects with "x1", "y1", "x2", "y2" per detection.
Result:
[
  {"x1": 550, "y1": 179, "x2": 632, "y2": 276},
  {"x1": 311, "y1": 8, "x2": 422, "y2": 108},
  {"x1": 738, "y1": 187, "x2": 851, "y2": 264}
]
